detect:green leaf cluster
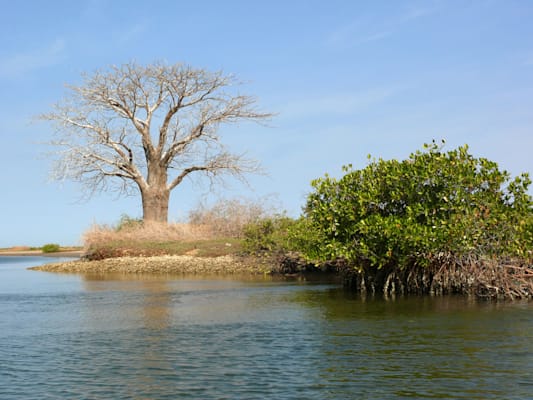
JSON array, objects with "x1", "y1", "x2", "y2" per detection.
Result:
[
  {"x1": 300, "y1": 142, "x2": 532, "y2": 270},
  {"x1": 242, "y1": 215, "x2": 297, "y2": 254},
  {"x1": 115, "y1": 214, "x2": 144, "y2": 231},
  {"x1": 41, "y1": 243, "x2": 61, "y2": 253}
]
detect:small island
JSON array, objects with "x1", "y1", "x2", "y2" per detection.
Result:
[
  {"x1": 29, "y1": 142, "x2": 532, "y2": 300},
  {"x1": 25, "y1": 62, "x2": 532, "y2": 301}
]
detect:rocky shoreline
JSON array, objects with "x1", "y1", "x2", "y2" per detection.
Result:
[{"x1": 29, "y1": 254, "x2": 274, "y2": 275}]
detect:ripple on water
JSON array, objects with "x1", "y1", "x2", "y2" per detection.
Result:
[{"x1": 0, "y1": 262, "x2": 532, "y2": 399}]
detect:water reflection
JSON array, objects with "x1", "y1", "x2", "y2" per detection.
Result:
[
  {"x1": 1, "y1": 261, "x2": 532, "y2": 399},
  {"x1": 70, "y1": 273, "x2": 333, "y2": 398},
  {"x1": 82, "y1": 275, "x2": 172, "y2": 330},
  {"x1": 289, "y1": 289, "x2": 533, "y2": 398}
]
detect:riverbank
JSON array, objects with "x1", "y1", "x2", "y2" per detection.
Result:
[
  {"x1": 29, "y1": 254, "x2": 274, "y2": 275},
  {"x1": 25, "y1": 252, "x2": 533, "y2": 300}
]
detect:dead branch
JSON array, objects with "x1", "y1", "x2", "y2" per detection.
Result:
[{"x1": 39, "y1": 62, "x2": 272, "y2": 220}]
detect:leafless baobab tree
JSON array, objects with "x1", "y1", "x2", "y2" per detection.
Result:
[{"x1": 41, "y1": 62, "x2": 272, "y2": 222}]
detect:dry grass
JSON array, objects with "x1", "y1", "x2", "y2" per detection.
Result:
[
  {"x1": 82, "y1": 197, "x2": 278, "y2": 260},
  {"x1": 187, "y1": 197, "x2": 274, "y2": 238},
  {"x1": 83, "y1": 222, "x2": 244, "y2": 260},
  {"x1": 83, "y1": 221, "x2": 211, "y2": 245}
]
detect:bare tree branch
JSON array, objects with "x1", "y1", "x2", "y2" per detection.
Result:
[{"x1": 40, "y1": 61, "x2": 273, "y2": 222}]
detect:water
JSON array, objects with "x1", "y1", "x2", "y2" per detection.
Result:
[{"x1": 1, "y1": 256, "x2": 532, "y2": 399}]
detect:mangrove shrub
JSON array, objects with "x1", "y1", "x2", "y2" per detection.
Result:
[
  {"x1": 41, "y1": 243, "x2": 61, "y2": 253},
  {"x1": 243, "y1": 215, "x2": 297, "y2": 254},
  {"x1": 300, "y1": 142, "x2": 532, "y2": 271}
]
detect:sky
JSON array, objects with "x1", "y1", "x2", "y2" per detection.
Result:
[{"x1": 1, "y1": 0, "x2": 532, "y2": 247}]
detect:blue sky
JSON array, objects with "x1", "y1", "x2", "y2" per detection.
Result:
[{"x1": 1, "y1": 0, "x2": 532, "y2": 247}]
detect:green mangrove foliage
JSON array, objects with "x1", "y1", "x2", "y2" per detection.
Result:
[
  {"x1": 300, "y1": 142, "x2": 532, "y2": 270},
  {"x1": 242, "y1": 215, "x2": 297, "y2": 254},
  {"x1": 41, "y1": 243, "x2": 61, "y2": 253}
]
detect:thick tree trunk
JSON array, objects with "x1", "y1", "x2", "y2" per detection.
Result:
[
  {"x1": 141, "y1": 187, "x2": 170, "y2": 222},
  {"x1": 141, "y1": 160, "x2": 170, "y2": 223}
]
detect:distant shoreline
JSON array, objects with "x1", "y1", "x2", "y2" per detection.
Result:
[{"x1": 0, "y1": 250, "x2": 83, "y2": 258}]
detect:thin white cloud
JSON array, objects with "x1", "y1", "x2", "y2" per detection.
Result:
[
  {"x1": 524, "y1": 54, "x2": 533, "y2": 66},
  {"x1": 326, "y1": 20, "x2": 392, "y2": 47},
  {"x1": 400, "y1": 5, "x2": 436, "y2": 22},
  {"x1": 81, "y1": 0, "x2": 110, "y2": 19},
  {"x1": 325, "y1": 4, "x2": 438, "y2": 49},
  {"x1": 116, "y1": 22, "x2": 150, "y2": 44},
  {"x1": 281, "y1": 85, "x2": 407, "y2": 120},
  {"x1": 0, "y1": 38, "x2": 66, "y2": 78},
  {"x1": 360, "y1": 31, "x2": 392, "y2": 43}
]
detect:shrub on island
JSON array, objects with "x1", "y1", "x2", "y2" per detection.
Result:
[
  {"x1": 290, "y1": 141, "x2": 533, "y2": 299},
  {"x1": 42, "y1": 243, "x2": 61, "y2": 253}
]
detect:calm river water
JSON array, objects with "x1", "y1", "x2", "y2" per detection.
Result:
[{"x1": 1, "y1": 256, "x2": 532, "y2": 399}]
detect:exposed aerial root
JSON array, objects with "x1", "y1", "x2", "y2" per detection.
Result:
[{"x1": 340, "y1": 255, "x2": 533, "y2": 300}]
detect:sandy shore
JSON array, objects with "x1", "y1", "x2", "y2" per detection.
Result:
[{"x1": 29, "y1": 254, "x2": 273, "y2": 275}]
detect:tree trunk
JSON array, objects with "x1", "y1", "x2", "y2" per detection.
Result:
[
  {"x1": 141, "y1": 187, "x2": 170, "y2": 223},
  {"x1": 141, "y1": 160, "x2": 170, "y2": 223}
]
